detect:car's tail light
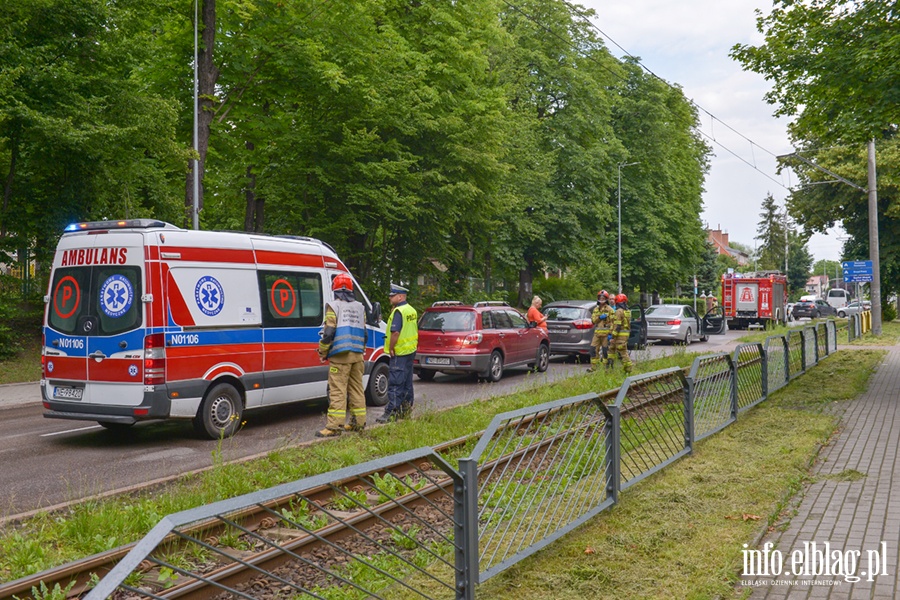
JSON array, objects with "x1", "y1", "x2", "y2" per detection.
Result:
[
  {"x1": 666, "y1": 319, "x2": 682, "y2": 326},
  {"x1": 572, "y1": 319, "x2": 593, "y2": 329},
  {"x1": 41, "y1": 333, "x2": 46, "y2": 377},
  {"x1": 144, "y1": 333, "x2": 166, "y2": 385},
  {"x1": 462, "y1": 333, "x2": 483, "y2": 345}
]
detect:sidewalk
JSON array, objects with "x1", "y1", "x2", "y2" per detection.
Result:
[
  {"x1": 0, "y1": 381, "x2": 39, "y2": 409},
  {"x1": 741, "y1": 346, "x2": 900, "y2": 598}
]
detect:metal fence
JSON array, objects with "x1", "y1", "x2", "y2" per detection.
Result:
[{"x1": 31, "y1": 322, "x2": 841, "y2": 600}]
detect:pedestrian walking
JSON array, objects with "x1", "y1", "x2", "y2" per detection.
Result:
[
  {"x1": 315, "y1": 274, "x2": 367, "y2": 438},
  {"x1": 608, "y1": 293, "x2": 633, "y2": 374},
  {"x1": 526, "y1": 296, "x2": 548, "y2": 330},
  {"x1": 376, "y1": 284, "x2": 418, "y2": 424},
  {"x1": 588, "y1": 290, "x2": 615, "y2": 372}
]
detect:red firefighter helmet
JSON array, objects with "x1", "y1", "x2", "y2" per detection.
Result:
[
  {"x1": 597, "y1": 289, "x2": 610, "y2": 301},
  {"x1": 332, "y1": 273, "x2": 354, "y2": 292},
  {"x1": 615, "y1": 293, "x2": 627, "y2": 305}
]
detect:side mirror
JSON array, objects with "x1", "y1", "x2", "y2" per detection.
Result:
[{"x1": 370, "y1": 301, "x2": 382, "y2": 325}]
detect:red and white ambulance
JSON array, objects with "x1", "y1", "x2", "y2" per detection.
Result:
[{"x1": 41, "y1": 219, "x2": 388, "y2": 438}]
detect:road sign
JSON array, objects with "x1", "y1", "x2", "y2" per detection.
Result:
[
  {"x1": 845, "y1": 274, "x2": 873, "y2": 283},
  {"x1": 842, "y1": 260, "x2": 872, "y2": 269}
]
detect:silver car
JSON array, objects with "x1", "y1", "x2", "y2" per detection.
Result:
[{"x1": 645, "y1": 304, "x2": 706, "y2": 344}]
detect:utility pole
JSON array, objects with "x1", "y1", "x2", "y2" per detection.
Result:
[
  {"x1": 192, "y1": 0, "x2": 200, "y2": 230},
  {"x1": 867, "y1": 140, "x2": 882, "y2": 335}
]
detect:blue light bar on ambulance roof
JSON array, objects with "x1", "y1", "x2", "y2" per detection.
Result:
[{"x1": 64, "y1": 219, "x2": 169, "y2": 232}]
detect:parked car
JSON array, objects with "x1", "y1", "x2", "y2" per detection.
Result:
[
  {"x1": 414, "y1": 301, "x2": 550, "y2": 382},
  {"x1": 542, "y1": 300, "x2": 648, "y2": 357},
  {"x1": 791, "y1": 299, "x2": 837, "y2": 319},
  {"x1": 837, "y1": 301, "x2": 865, "y2": 318},
  {"x1": 645, "y1": 304, "x2": 726, "y2": 344}
]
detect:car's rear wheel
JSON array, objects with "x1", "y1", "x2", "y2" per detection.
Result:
[
  {"x1": 683, "y1": 328, "x2": 692, "y2": 345},
  {"x1": 483, "y1": 351, "x2": 503, "y2": 382},
  {"x1": 366, "y1": 361, "x2": 390, "y2": 406},
  {"x1": 533, "y1": 344, "x2": 550, "y2": 373},
  {"x1": 417, "y1": 368, "x2": 436, "y2": 381},
  {"x1": 838, "y1": 310, "x2": 846, "y2": 318}
]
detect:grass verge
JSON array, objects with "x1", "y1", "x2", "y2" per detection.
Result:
[
  {"x1": 475, "y1": 349, "x2": 884, "y2": 600},
  {"x1": 846, "y1": 319, "x2": 900, "y2": 346},
  {"x1": 0, "y1": 331, "x2": 41, "y2": 385}
]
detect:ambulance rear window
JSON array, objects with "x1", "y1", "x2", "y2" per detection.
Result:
[
  {"x1": 259, "y1": 271, "x2": 323, "y2": 327},
  {"x1": 49, "y1": 266, "x2": 142, "y2": 336}
]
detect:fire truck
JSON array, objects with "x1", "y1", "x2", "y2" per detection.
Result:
[{"x1": 721, "y1": 271, "x2": 788, "y2": 330}]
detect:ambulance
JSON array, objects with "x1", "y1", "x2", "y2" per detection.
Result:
[{"x1": 41, "y1": 219, "x2": 388, "y2": 438}]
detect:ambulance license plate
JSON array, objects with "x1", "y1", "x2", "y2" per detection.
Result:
[
  {"x1": 54, "y1": 386, "x2": 84, "y2": 400},
  {"x1": 426, "y1": 357, "x2": 451, "y2": 365}
]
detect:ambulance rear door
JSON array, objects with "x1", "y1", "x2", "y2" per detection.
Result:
[{"x1": 45, "y1": 233, "x2": 147, "y2": 407}]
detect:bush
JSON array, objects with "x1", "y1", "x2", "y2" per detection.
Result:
[
  {"x1": 533, "y1": 277, "x2": 590, "y2": 305},
  {"x1": 0, "y1": 301, "x2": 19, "y2": 360},
  {"x1": 882, "y1": 300, "x2": 897, "y2": 322}
]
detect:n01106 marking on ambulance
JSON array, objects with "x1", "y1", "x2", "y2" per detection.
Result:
[
  {"x1": 195, "y1": 276, "x2": 225, "y2": 317},
  {"x1": 168, "y1": 334, "x2": 200, "y2": 346}
]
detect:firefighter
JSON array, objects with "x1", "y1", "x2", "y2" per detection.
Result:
[
  {"x1": 315, "y1": 274, "x2": 367, "y2": 437},
  {"x1": 588, "y1": 290, "x2": 615, "y2": 372},
  {"x1": 608, "y1": 293, "x2": 633, "y2": 374}
]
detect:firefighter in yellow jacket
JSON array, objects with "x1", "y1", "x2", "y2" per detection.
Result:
[
  {"x1": 316, "y1": 274, "x2": 367, "y2": 437},
  {"x1": 608, "y1": 293, "x2": 633, "y2": 374},
  {"x1": 588, "y1": 290, "x2": 615, "y2": 372}
]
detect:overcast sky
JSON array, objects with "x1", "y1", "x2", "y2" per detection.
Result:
[{"x1": 578, "y1": 0, "x2": 845, "y2": 262}]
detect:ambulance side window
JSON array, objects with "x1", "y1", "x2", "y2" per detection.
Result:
[{"x1": 259, "y1": 271, "x2": 323, "y2": 327}]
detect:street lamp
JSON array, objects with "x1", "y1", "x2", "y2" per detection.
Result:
[{"x1": 617, "y1": 161, "x2": 639, "y2": 294}]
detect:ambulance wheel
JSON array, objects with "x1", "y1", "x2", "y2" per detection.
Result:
[
  {"x1": 194, "y1": 383, "x2": 243, "y2": 439},
  {"x1": 366, "y1": 361, "x2": 390, "y2": 406}
]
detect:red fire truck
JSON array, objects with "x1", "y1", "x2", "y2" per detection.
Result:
[{"x1": 721, "y1": 271, "x2": 788, "y2": 330}]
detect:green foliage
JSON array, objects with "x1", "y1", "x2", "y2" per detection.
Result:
[
  {"x1": 533, "y1": 277, "x2": 591, "y2": 304},
  {"x1": 882, "y1": 300, "x2": 897, "y2": 323},
  {"x1": 15, "y1": 580, "x2": 75, "y2": 600}
]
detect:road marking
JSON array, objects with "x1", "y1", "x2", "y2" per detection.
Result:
[{"x1": 41, "y1": 425, "x2": 103, "y2": 437}]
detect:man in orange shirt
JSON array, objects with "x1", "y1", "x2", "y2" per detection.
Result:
[{"x1": 527, "y1": 296, "x2": 548, "y2": 330}]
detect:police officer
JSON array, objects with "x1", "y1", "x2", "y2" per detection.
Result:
[
  {"x1": 377, "y1": 284, "x2": 418, "y2": 423},
  {"x1": 316, "y1": 274, "x2": 367, "y2": 437},
  {"x1": 588, "y1": 290, "x2": 615, "y2": 372},
  {"x1": 608, "y1": 293, "x2": 633, "y2": 374}
]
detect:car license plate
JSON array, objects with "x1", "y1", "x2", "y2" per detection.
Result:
[
  {"x1": 548, "y1": 328, "x2": 567, "y2": 334},
  {"x1": 425, "y1": 357, "x2": 451, "y2": 365},
  {"x1": 54, "y1": 386, "x2": 83, "y2": 400}
]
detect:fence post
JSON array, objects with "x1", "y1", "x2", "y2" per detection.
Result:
[
  {"x1": 606, "y1": 403, "x2": 620, "y2": 503},
  {"x1": 761, "y1": 343, "x2": 769, "y2": 400},
  {"x1": 799, "y1": 330, "x2": 807, "y2": 374},
  {"x1": 684, "y1": 375, "x2": 695, "y2": 454},
  {"x1": 781, "y1": 336, "x2": 789, "y2": 387},
  {"x1": 457, "y1": 458, "x2": 480, "y2": 599},
  {"x1": 729, "y1": 354, "x2": 739, "y2": 421}
]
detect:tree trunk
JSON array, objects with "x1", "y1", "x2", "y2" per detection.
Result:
[
  {"x1": 517, "y1": 255, "x2": 534, "y2": 307},
  {"x1": 1, "y1": 133, "x2": 18, "y2": 239},
  {"x1": 185, "y1": 0, "x2": 219, "y2": 216}
]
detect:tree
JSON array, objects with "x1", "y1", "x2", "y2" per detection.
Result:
[
  {"x1": 731, "y1": 0, "x2": 899, "y2": 144},
  {"x1": 731, "y1": 0, "x2": 900, "y2": 297},
  {"x1": 0, "y1": 0, "x2": 188, "y2": 268},
  {"x1": 787, "y1": 231, "x2": 814, "y2": 297},
  {"x1": 755, "y1": 193, "x2": 786, "y2": 271}
]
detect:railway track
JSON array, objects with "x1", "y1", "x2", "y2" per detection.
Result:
[{"x1": 2, "y1": 375, "x2": 718, "y2": 600}]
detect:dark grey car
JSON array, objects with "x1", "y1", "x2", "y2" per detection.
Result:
[{"x1": 543, "y1": 300, "x2": 648, "y2": 357}]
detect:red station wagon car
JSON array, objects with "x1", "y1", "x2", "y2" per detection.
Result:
[{"x1": 414, "y1": 301, "x2": 550, "y2": 382}]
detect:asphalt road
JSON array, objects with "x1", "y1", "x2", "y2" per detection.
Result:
[{"x1": 0, "y1": 329, "x2": 749, "y2": 520}]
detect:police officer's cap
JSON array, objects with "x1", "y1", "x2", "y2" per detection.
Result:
[{"x1": 389, "y1": 284, "x2": 409, "y2": 296}]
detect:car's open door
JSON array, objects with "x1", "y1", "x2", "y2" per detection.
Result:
[
  {"x1": 701, "y1": 306, "x2": 727, "y2": 336},
  {"x1": 628, "y1": 304, "x2": 648, "y2": 350}
]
